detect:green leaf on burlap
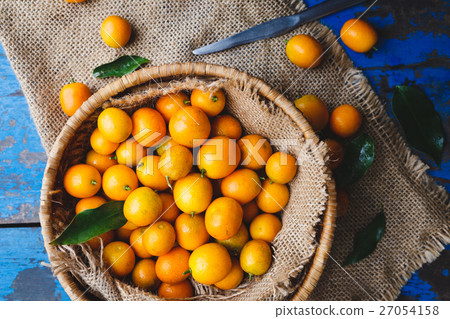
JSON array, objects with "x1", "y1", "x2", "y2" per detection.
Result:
[
  {"x1": 335, "y1": 134, "x2": 375, "y2": 187},
  {"x1": 343, "y1": 204, "x2": 386, "y2": 266},
  {"x1": 392, "y1": 85, "x2": 444, "y2": 165},
  {"x1": 50, "y1": 201, "x2": 126, "y2": 245},
  {"x1": 93, "y1": 55, "x2": 150, "y2": 78}
]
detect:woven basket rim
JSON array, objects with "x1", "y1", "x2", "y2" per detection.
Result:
[{"x1": 39, "y1": 62, "x2": 336, "y2": 301}]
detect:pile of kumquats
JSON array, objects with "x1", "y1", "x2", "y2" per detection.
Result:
[
  {"x1": 59, "y1": 5, "x2": 373, "y2": 298},
  {"x1": 63, "y1": 89, "x2": 300, "y2": 298},
  {"x1": 63, "y1": 86, "x2": 362, "y2": 298}
]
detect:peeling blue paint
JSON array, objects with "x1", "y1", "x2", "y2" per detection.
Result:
[
  {"x1": 399, "y1": 273, "x2": 439, "y2": 301},
  {"x1": 0, "y1": 45, "x2": 46, "y2": 223},
  {"x1": 366, "y1": 13, "x2": 394, "y2": 28},
  {"x1": 5, "y1": 267, "x2": 61, "y2": 301},
  {"x1": 0, "y1": 228, "x2": 69, "y2": 300},
  {"x1": 340, "y1": 33, "x2": 450, "y2": 69}
]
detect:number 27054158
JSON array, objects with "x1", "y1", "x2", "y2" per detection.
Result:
[{"x1": 379, "y1": 305, "x2": 439, "y2": 316}]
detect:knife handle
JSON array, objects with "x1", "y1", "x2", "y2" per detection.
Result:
[{"x1": 296, "y1": 0, "x2": 368, "y2": 23}]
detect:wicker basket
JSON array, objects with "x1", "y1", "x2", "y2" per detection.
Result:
[{"x1": 39, "y1": 62, "x2": 336, "y2": 301}]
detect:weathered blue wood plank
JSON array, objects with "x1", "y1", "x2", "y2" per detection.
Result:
[
  {"x1": 0, "y1": 227, "x2": 69, "y2": 300},
  {"x1": 0, "y1": 46, "x2": 47, "y2": 224}
]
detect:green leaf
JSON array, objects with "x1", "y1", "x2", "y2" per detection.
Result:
[
  {"x1": 50, "y1": 201, "x2": 126, "y2": 245},
  {"x1": 392, "y1": 85, "x2": 444, "y2": 165},
  {"x1": 335, "y1": 134, "x2": 375, "y2": 187},
  {"x1": 93, "y1": 55, "x2": 150, "y2": 78},
  {"x1": 343, "y1": 204, "x2": 386, "y2": 266}
]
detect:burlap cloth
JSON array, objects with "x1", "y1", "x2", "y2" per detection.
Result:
[{"x1": 0, "y1": 0, "x2": 448, "y2": 300}]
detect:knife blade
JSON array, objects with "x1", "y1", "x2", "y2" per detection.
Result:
[{"x1": 193, "y1": 0, "x2": 368, "y2": 55}]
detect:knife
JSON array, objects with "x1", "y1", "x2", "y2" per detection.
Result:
[{"x1": 193, "y1": 0, "x2": 368, "y2": 55}]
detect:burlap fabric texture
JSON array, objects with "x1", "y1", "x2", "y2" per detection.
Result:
[{"x1": 0, "y1": 0, "x2": 448, "y2": 300}]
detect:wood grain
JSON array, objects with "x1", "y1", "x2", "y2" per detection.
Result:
[
  {"x1": 0, "y1": 227, "x2": 69, "y2": 300},
  {"x1": 0, "y1": 47, "x2": 46, "y2": 225}
]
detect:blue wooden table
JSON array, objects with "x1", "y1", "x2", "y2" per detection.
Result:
[{"x1": 0, "y1": 0, "x2": 448, "y2": 300}]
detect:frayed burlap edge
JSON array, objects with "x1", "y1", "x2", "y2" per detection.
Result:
[{"x1": 341, "y1": 70, "x2": 450, "y2": 300}]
